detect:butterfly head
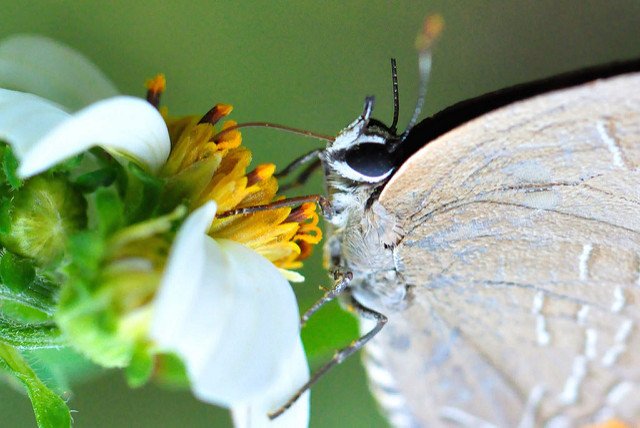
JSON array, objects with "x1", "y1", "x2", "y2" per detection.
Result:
[{"x1": 321, "y1": 97, "x2": 399, "y2": 191}]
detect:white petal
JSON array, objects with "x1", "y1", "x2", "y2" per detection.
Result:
[
  {"x1": 0, "y1": 34, "x2": 118, "y2": 111},
  {"x1": 232, "y1": 338, "x2": 310, "y2": 428},
  {"x1": 0, "y1": 88, "x2": 69, "y2": 158},
  {"x1": 16, "y1": 95, "x2": 170, "y2": 177},
  {"x1": 151, "y1": 202, "x2": 305, "y2": 409}
]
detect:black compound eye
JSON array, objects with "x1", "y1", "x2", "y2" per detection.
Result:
[{"x1": 344, "y1": 143, "x2": 395, "y2": 178}]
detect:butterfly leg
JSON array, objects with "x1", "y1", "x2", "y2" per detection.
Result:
[
  {"x1": 217, "y1": 193, "x2": 334, "y2": 219},
  {"x1": 300, "y1": 271, "x2": 352, "y2": 327},
  {"x1": 268, "y1": 290, "x2": 388, "y2": 420},
  {"x1": 275, "y1": 148, "x2": 322, "y2": 179},
  {"x1": 278, "y1": 159, "x2": 322, "y2": 192},
  {"x1": 275, "y1": 149, "x2": 323, "y2": 192}
]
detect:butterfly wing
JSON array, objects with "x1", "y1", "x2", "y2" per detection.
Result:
[{"x1": 369, "y1": 72, "x2": 640, "y2": 427}]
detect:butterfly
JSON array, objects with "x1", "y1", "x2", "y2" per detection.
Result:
[
  {"x1": 314, "y1": 57, "x2": 640, "y2": 427},
  {"x1": 263, "y1": 15, "x2": 640, "y2": 426}
]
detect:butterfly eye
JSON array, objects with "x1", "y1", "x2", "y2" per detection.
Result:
[{"x1": 344, "y1": 143, "x2": 395, "y2": 179}]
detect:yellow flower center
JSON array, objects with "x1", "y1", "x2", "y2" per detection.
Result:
[{"x1": 147, "y1": 76, "x2": 322, "y2": 281}]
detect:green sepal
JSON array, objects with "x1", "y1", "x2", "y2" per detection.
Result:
[
  {"x1": 49, "y1": 153, "x2": 83, "y2": 175},
  {"x1": 0, "y1": 317, "x2": 63, "y2": 349},
  {"x1": 57, "y1": 228, "x2": 133, "y2": 368},
  {"x1": 55, "y1": 279, "x2": 132, "y2": 368},
  {"x1": 73, "y1": 167, "x2": 118, "y2": 193},
  {"x1": 123, "y1": 162, "x2": 163, "y2": 223},
  {"x1": 66, "y1": 230, "x2": 105, "y2": 281},
  {"x1": 93, "y1": 187, "x2": 125, "y2": 238},
  {"x1": 0, "y1": 343, "x2": 71, "y2": 428},
  {"x1": 1, "y1": 146, "x2": 21, "y2": 190},
  {"x1": 0, "y1": 175, "x2": 87, "y2": 265},
  {"x1": 153, "y1": 352, "x2": 190, "y2": 389},
  {"x1": 125, "y1": 344, "x2": 154, "y2": 388},
  {"x1": 0, "y1": 197, "x2": 12, "y2": 234}
]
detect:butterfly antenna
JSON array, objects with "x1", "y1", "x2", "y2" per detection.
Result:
[
  {"x1": 394, "y1": 15, "x2": 444, "y2": 148},
  {"x1": 389, "y1": 58, "x2": 400, "y2": 134},
  {"x1": 212, "y1": 121, "x2": 334, "y2": 142}
]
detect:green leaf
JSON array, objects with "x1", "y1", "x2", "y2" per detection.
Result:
[
  {"x1": 0, "y1": 343, "x2": 71, "y2": 428},
  {"x1": 0, "y1": 251, "x2": 58, "y2": 316},
  {"x1": 0, "y1": 288, "x2": 55, "y2": 318},
  {"x1": 0, "y1": 301, "x2": 50, "y2": 323},
  {"x1": 0, "y1": 251, "x2": 36, "y2": 293},
  {"x1": 0, "y1": 317, "x2": 63, "y2": 349}
]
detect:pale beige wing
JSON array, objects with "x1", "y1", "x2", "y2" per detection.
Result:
[{"x1": 369, "y1": 72, "x2": 640, "y2": 427}]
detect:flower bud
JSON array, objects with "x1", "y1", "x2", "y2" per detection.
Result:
[{"x1": 0, "y1": 176, "x2": 86, "y2": 265}]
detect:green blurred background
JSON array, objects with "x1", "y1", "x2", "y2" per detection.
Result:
[{"x1": 1, "y1": 1, "x2": 640, "y2": 427}]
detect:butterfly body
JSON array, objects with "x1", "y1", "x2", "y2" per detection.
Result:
[{"x1": 322, "y1": 70, "x2": 640, "y2": 427}]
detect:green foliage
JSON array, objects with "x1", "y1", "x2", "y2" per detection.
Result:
[
  {"x1": 56, "y1": 227, "x2": 132, "y2": 368},
  {"x1": 153, "y1": 352, "x2": 189, "y2": 389},
  {"x1": 125, "y1": 344, "x2": 154, "y2": 388},
  {"x1": 25, "y1": 347, "x2": 102, "y2": 394},
  {"x1": 0, "y1": 317, "x2": 62, "y2": 349},
  {"x1": 72, "y1": 165, "x2": 118, "y2": 193},
  {"x1": 93, "y1": 188, "x2": 125, "y2": 237},
  {"x1": 0, "y1": 175, "x2": 87, "y2": 265},
  {"x1": 1, "y1": 145, "x2": 21, "y2": 190},
  {"x1": 0, "y1": 251, "x2": 36, "y2": 293},
  {"x1": 0, "y1": 343, "x2": 71, "y2": 428},
  {"x1": 0, "y1": 140, "x2": 180, "y2": 420},
  {"x1": 125, "y1": 162, "x2": 163, "y2": 223},
  {"x1": 0, "y1": 251, "x2": 57, "y2": 316}
]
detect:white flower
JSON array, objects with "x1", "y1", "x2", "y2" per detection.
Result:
[
  {"x1": 151, "y1": 202, "x2": 309, "y2": 427},
  {"x1": 0, "y1": 90, "x2": 170, "y2": 177},
  {"x1": 0, "y1": 35, "x2": 170, "y2": 177},
  {"x1": 0, "y1": 36, "x2": 171, "y2": 177},
  {"x1": 0, "y1": 35, "x2": 311, "y2": 427},
  {"x1": 0, "y1": 34, "x2": 118, "y2": 110}
]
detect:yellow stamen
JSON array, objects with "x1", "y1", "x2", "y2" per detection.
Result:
[
  {"x1": 154, "y1": 82, "x2": 322, "y2": 279},
  {"x1": 201, "y1": 103, "x2": 234, "y2": 126},
  {"x1": 145, "y1": 74, "x2": 166, "y2": 94}
]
